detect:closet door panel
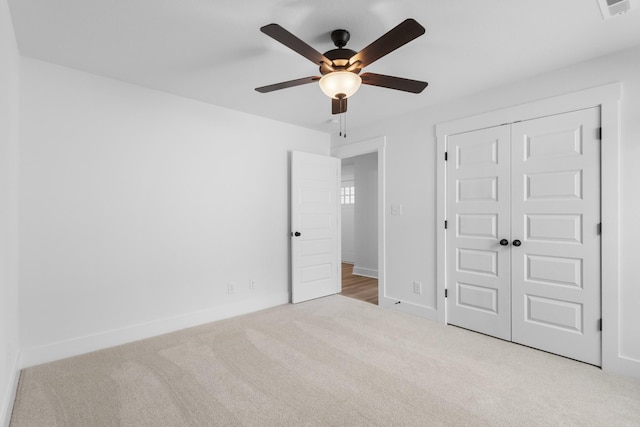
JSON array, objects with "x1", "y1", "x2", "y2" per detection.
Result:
[
  {"x1": 511, "y1": 107, "x2": 601, "y2": 366},
  {"x1": 446, "y1": 125, "x2": 512, "y2": 340}
]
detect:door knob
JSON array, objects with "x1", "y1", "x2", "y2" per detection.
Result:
[
  {"x1": 499, "y1": 239, "x2": 509, "y2": 246},
  {"x1": 512, "y1": 239, "x2": 522, "y2": 247},
  {"x1": 293, "y1": 231, "x2": 301, "y2": 237}
]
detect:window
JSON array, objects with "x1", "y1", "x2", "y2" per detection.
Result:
[{"x1": 341, "y1": 185, "x2": 355, "y2": 205}]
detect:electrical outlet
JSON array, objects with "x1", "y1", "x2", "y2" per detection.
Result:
[
  {"x1": 413, "y1": 281, "x2": 422, "y2": 295},
  {"x1": 249, "y1": 280, "x2": 256, "y2": 290},
  {"x1": 227, "y1": 282, "x2": 235, "y2": 294}
]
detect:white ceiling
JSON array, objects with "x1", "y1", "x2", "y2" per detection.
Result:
[{"x1": 8, "y1": 0, "x2": 640, "y2": 133}]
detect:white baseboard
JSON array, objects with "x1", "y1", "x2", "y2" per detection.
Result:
[
  {"x1": 20, "y1": 292, "x2": 289, "y2": 369},
  {"x1": 352, "y1": 266, "x2": 378, "y2": 279},
  {"x1": 1, "y1": 353, "x2": 20, "y2": 427}
]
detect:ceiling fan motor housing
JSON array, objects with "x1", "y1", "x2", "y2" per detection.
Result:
[
  {"x1": 321, "y1": 48, "x2": 358, "y2": 72},
  {"x1": 320, "y1": 29, "x2": 359, "y2": 75}
]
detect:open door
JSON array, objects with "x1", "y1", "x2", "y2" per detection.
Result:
[{"x1": 291, "y1": 151, "x2": 341, "y2": 303}]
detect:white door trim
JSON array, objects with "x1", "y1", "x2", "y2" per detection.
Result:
[
  {"x1": 436, "y1": 83, "x2": 623, "y2": 374},
  {"x1": 332, "y1": 137, "x2": 386, "y2": 306}
]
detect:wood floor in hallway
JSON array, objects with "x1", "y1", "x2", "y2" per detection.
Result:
[{"x1": 340, "y1": 262, "x2": 378, "y2": 305}]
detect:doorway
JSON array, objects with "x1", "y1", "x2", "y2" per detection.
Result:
[
  {"x1": 340, "y1": 153, "x2": 378, "y2": 304},
  {"x1": 332, "y1": 137, "x2": 386, "y2": 306}
]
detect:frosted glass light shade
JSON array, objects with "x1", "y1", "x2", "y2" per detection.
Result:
[{"x1": 319, "y1": 71, "x2": 362, "y2": 99}]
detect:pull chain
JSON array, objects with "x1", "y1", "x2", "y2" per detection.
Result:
[
  {"x1": 344, "y1": 111, "x2": 347, "y2": 138},
  {"x1": 335, "y1": 96, "x2": 348, "y2": 138},
  {"x1": 337, "y1": 112, "x2": 348, "y2": 138}
]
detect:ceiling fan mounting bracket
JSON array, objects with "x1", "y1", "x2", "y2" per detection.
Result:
[{"x1": 331, "y1": 29, "x2": 350, "y2": 48}]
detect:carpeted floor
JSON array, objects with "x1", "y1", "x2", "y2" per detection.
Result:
[{"x1": 10, "y1": 295, "x2": 640, "y2": 426}]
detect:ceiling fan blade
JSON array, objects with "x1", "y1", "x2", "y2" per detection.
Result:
[
  {"x1": 255, "y1": 76, "x2": 320, "y2": 93},
  {"x1": 261, "y1": 24, "x2": 332, "y2": 67},
  {"x1": 332, "y1": 97, "x2": 348, "y2": 115},
  {"x1": 360, "y1": 72, "x2": 428, "y2": 93},
  {"x1": 350, "y1": 19, "x2": 425, "y2": 68}
]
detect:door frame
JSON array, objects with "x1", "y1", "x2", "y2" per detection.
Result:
[
  {"x1": 332, "y1": 137, "x2": 386, "y2": 305},
  {"x1": 436, "y1": 83, "x2": 621, "y2": 373}
]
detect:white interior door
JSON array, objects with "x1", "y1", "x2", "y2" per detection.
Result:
[
  {"x1": 446, "y1": 125, "x2": 512, "y2": 340},
  {"x1": 446, "y1": 108, "x2": 602, "y2": 366},
  {"x1": 511, "y1": 107, "x2": 601, "y2": 365},
  {"x1": 291, "y1": 151, "x2": 341, "y2": 304}
]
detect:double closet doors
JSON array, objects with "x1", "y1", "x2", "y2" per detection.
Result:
[{"x1": 446, "y1": 107, "x2": 602, "y2": 366}]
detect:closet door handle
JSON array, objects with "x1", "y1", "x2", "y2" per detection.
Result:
[
  {"x1": 499, "y1": 239, "x2": 509, "y2": 246},
  {"x1": 512, "y1": 239, "x2": 522, "y2": 247}
]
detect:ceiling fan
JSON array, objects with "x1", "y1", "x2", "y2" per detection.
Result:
[{"x1": 255, "y1": 19, "x2": 428, "y2": 115}]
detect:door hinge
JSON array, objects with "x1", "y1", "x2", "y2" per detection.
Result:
[
  {"x1": 445, "y1": 289, "x2": 448, "y2": 298},
  {"x1": 597, "y1": 223, "x2": 602, "y2": 235},
  {"x1": 598, "y1": 318, "x2": 602, "y2": 331},
  {"x1": 597, "y1": 127, "x2": 602, "y2": 140},
  {"x1": 444, "y1": 152, "x2": 448, "y2": 161},
  {"x1": 444, "y1": 220, "x2": 448, "y2": 229}
]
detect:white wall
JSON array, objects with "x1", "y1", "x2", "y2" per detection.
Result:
[
  {"x1": 333, "y1": 44, "x2": 640, "y2": 377},
  {"x1": 353, "y1": 153, "x2": 378, "y2": 278},
  {"x1": 0, "y1": 0, "x2": 20, "y2": 424},
  {"x1": 341, "y1": 161, "x2": 355, "y2": 263},
  {"x1": 18, "y1": 58, "x2": 330, "y2": 367},
  {"x1": 341, "y1": 162, "x2": 355, "y2": 182},
  {"x1": 340, "y1": 171, "x2": 355, "y2": 266},
  {"x1": 341, "y1": 201, "x2": 355, "y2": 263}
]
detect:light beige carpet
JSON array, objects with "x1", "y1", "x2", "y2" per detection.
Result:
[{"x1": 10, "y1": 295, "x2": 640, "y2": 426}]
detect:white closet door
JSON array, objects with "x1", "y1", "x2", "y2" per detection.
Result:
[
  {"x1": 446, "y1": 125, "x2": 512, "y2": 340},
  {"x1": 510, "y1": 107, "x2": 601, "y2": 365}
]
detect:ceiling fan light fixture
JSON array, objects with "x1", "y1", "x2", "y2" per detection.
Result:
[{"x1": 319, "y1": 71, "x2": 362, "y2": 99}]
